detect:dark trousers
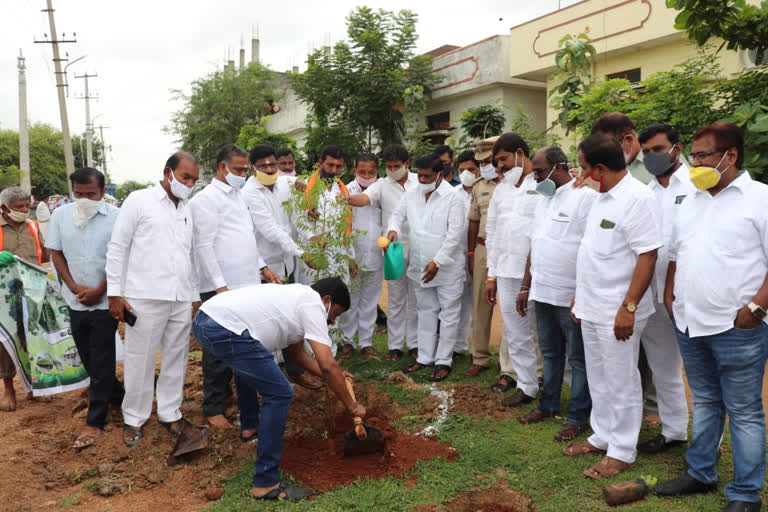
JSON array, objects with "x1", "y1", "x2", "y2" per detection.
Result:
[
  {"x1": 69, "y1": 309, "x2": 124, "y2": 428},
  {"x1": 199, "y1": 291, "x2": 303, "y2": 418},
  {"x1": 194, "y1": 311, "x2": 293, "y2": 487}
]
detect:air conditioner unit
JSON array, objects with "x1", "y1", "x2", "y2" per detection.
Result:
[{"x1": 740, "y1": 48, "x2": 768, "y2": 69}]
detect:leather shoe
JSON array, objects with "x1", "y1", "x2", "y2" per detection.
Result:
[
  {"x1": 653, "y1": 473, "x2": 717, "y2": 496},
  {"x1": 501, "y1": 389, "x2": 535, "y2": 408},
  {"x1": 722, "y1": 500, "x2": 762, "y2": 512},
  {"x1": 464, "y1": 364, "x2": 489, "y2": 377},
  {"x1": 637, "y1": 434, "x2": 687, "y2": 454}
]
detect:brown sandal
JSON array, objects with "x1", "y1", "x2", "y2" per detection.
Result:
[
  {"x1": 555, "y1": 424, "x2": 588, "y2": 441},
  {"x1": 563, "y1": 440, "x2": 605, "y2": 456},
  {"x1": 404, "y1": 362, "x2": 427, "y2": 374},
  {"x1": 518, "y1": 408, "x2": 554, "y2": 424},
  {"x1": 584, "y1": 456, "x2": 633, "y2": 479},
  {"x1": 73, "y1": 427, "x2": 101, "y2": 451}
]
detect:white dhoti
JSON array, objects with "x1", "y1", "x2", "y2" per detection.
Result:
[
  {"x1": 412, "y1": 278, "x2": 464, "y2": 367},
  {"x1": 641, "y1": 302, "x2": 689, "y2": 441},
  {"x1": 341, "y1": 269, "x2": 383, "y2": 349},
  {"x1": 497, "y1": 276, "x2": 538, "y2": 397},
  {"x1": 455, "y1": 277, "x2": 473, "y2": 354},
  {"x1": 581, "y1": 318, "x2": 648, "y2": 464},
  {"x1": 122, "y1": 298, "x2": 192, "y2": 428},
  {"x1": 386, "y1": 264, "x2": 418, "y2": 352}
]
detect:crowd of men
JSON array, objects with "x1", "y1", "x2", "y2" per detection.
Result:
[{"x1": 0, "y1": 111, "x2": 765, "y2": 510}]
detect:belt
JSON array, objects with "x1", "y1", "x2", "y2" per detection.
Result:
[{"x1": 476, "y1": 237, "x2": 485, "y2": 247}]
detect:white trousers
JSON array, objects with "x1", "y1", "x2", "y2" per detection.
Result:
[
  {"x1": 387, "y1": 271, "x2": 418, "y2": 351},
  {"x1": 581, "y1": 318, "x2": 648, "y2": 463},
  {"x1": 412, "y1": 278, "x2": 464, "y2": 367},
  {"x1": 122, "y1": 298, "x2": 191, "y2": 427},
  {"x1": 497, "y1": 277, "x2": 538, "y2": 397},
  {"x1": 455, "y1": 277, "x2": 472, "y2": 354},
  {"x1": 341, "y1": 269, "x2": 383, "y2": 348},
  {"x1": 641, "y1": 302, "x2": 689, "y2": 441}
]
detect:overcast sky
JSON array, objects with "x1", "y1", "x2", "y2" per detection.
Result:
[{"x1": 0, "y1": 0, "x2": 573, "y2": 185}]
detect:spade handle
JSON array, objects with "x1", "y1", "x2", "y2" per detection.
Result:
[{"x1": 344, "y1": 378, "x2": 367, "y2": 440}]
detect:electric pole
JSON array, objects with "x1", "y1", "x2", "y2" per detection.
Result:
[
  {"x1": 34, "y1": 0, "x2": 77, "y2": 197},
  {"x1": 17, "y1": 50, "x2": 31, "y2": 194},
  {"x1": 75, "y1": 72, "x2": 97, "y2": 167},
  {"x1": 96, "y1": 124, "x2": 110, "y2": 182}
]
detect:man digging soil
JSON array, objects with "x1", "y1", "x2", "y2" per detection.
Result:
[{"x1": 192, "y1": 277, "x2": 366, "y2": 501}]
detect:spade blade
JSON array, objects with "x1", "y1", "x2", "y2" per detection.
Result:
[{"x1": 343, "y1": 425, "x2": 385, "y2": 457}]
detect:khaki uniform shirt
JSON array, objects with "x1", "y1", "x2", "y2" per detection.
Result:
[
  {"x1": 0, "y1": 217, "x2": 45, "y2": 264},
  {"x1": 468, "y1": 178, "x2": 498, "y2": 240}
]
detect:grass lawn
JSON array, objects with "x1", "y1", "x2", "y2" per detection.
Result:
[{"x1": 208, "y1": 334, "x2": 766, "y2": 512}]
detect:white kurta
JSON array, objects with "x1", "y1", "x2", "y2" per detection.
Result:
[{"x1": 453, "y1": 185, "x2": 474, "y2": 354}]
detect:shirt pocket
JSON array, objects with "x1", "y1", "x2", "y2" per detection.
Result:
[
  {"x1": 546, "y1": 216, "x2": 570, "y2": 240},
  {"x1": 592, "y1": 225, "x2": 617, "y2": 258},
  {"x1": 714, "y1": 215, "x2": 758, "y2": 257}
]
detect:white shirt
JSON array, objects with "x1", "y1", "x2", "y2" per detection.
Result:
[
  {"x1": 647, "y1": 161, "x2": 694, "y2": 302},
  {"x1": 573, "y1": 173, "x2": 661, "y2": 324},
  {"x1": 106, "y1": 183, "x2": 199, "y2": 301},
  {"x1": 200, "y1": 283, "x2": 332, "y2": 351},
  {"x1": 347, "y1": 179, "x2": 383, "y2": 272},
  {"x1": 388, "y1": 180, "x2": 464, "y2": 288},
  {"x1": 529, "y1": 181, "x2": 598, "y2": 307},
  {"x1": 242, "y1": 175, "x2": 302, "y2": 275},
  {"x1": 364, "y1": 172, "x2": 419, "y2": 253},
  {"x1": 453, "y1": 185, "x2": 473, "y2": 255},
  {"x1": 671, "y1": 171, "x2": 768, "y2": 337},
  {"x1": 486, "y1": 172, "x2": 540, "y2": 279},
  {"x1": 189, "y1": 179, "x2": 265, "y2": 293}
]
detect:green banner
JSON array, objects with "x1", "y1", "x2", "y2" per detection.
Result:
[{"x1": 0, "y1": 256, "x2": 89, "y2": 396}]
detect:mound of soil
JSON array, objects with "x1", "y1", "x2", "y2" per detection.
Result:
[
  {"x1": 280, "y1": 410, "x2": 457, "y2": 491},
  {"x1": 412, "y1": 482, "x2": 534, "y2": 512},
  {"x1": 452, "y1": 384, "x2": 511, "y2": 419}
]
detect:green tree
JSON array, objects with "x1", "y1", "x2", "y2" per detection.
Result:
[
  {"x1": 0, "y1": 124, "x2": 70, "y2": 198},
  {"x1": 236, "y1": 119, "x2": 297, "y2": 155},
  {"x1": 666, "y1": 0, "x2": 768, "y2": 63},
  {"x1": 115, "y1": 180, "x2": 153, "y2": 202},
  {"x1": 168, "y1": 63, "x2": 279, "y2": 176},
  {"x1": 548, "y1": 33, "x2": 597, "y2": 133},
  {"x1": 459, "y1": 103, "x2": 507, "y2": 140},
  {"x1": 71, "y1": 133, "x2": 104, "y2": 172},
  {"x1": 292, "y1": 7, "x2": 440, "y2": 161}
]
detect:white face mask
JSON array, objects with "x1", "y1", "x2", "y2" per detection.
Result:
[
  {"x1": 225, "y1": 165, "x2": 247, "y2": 189},
  {"x1": 502, "y1": 153, "x2": 523, "y2": 185},
  {"x1": 386, "y1": 165, "x2": 407, "y2": 181},
  {"x1": 73, "y1": 198, "x2": 102, "y2": 228},
  {"x1": 6, "y1": 208, "x2": 29, "y2": 223},
  {"x1": 459, "y1": 169, "x2": 478, "y2": 187},
  {"x1": 418, "y1": 174, "x2": 442, "y2": 195},
  {"x1": 168, "y1": 169, "x2": 193, "y2": 200},
  {"x1": 480, "y1": 163, "x2": 498, "y2": 180},
  {"x1": 278, "y1": 170, "x2": 296, "y2": 177}
]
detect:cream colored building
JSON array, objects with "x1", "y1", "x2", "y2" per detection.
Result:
[{"x1": 507, "y1": 0, "x2": 754, "y2": 132}]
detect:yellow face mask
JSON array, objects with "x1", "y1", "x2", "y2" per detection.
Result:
[
  {"x1": 689, "y1": 152, "x2": 728, "y2": 191},
  {"x1": 256, "y1": 170, "x2": 279, "y2": 186}
]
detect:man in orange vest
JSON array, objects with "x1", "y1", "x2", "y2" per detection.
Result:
[{"x1": 0, "y1": 186, "x2": 48, "y2": 412}]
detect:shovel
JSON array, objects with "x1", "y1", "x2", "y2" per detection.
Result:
[
  {"x1": 342, "y1": 379, "x2": 385, "y2": 457},
  {"x1": 171, "y1": 422, "x2": 209, "y2": 457}
]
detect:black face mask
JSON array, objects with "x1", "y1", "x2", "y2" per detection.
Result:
[
  {"x1": 442, "y1": 162, "x2": 453, "y2": 177},
  {"x1": 320, "y1": 168, "x2": 335, "y2": 180}
]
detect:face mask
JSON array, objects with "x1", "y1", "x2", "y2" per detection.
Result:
[
  {"x1": 256, "y1": 170, "x2": 279, "y2": 186},
  {"x1": 502, "y1": 153, "x2": 523, "y2": 185},
  {"x1": 442, "y1": 162, "x2": 453, "y2": 177},
  {"x1": 278, "y1": 170, "x2": 296, "y2": 177},
  {"x1": 225, "y1": 165, "x2": 246, "y2": 189},
  {"x1": 584, "y1": 169, "x2": 604, "y2": 193},
  {"x1": 480, "y1": 163, "x2": 497, "y2": 180},
  {"x1": 320, "y1": 168, "x2": 336, "y2": 180},
  {"x1": 324, "y1": 299, "x2": 333, "y2": 324},
  {"x1": 73, "y1": 198, "x2": 102, "y2": 228},
  {"x1": 419, "y1": 176, "x2": 441, "y2": 195},
  {"x1": 689, "y1": 152, "x2": 729, "y2": 191},
  {"x1": 535, "y1": 166, "x2": 557, "y2": 197},
  {"x1": 643, "y1": 148, "x2": 676, "y2": 177},
  {"x1": 387, "y1": 165, "x2": 407, "y2": 181},
  {"x1": 168, "y1": 169, "x2": 193, "y2": 200},
  {"x1": 356, "y1": 175, "x2": 377, "y2": 189},
  {"x1": 459, "y1": 169, "x2": 478, "y2": 187},
  {"x1": 6, "y1": 208, "x2": 29, "y2": 223}
]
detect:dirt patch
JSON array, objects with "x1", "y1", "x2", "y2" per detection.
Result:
[
  {"x1": 412, "y1": 482, "x2": 534, "y2": 512},
  {"x1": 452, "y1": 384, "x2": 512, "y2": 419},
  {"x1": 281, "y1": 410, "x2": 456, "y2": 491}
]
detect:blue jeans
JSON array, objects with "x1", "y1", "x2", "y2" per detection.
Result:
[
  {"x1": 534, "y1": 301, "x2": 591, "y2": 427},
  {"x1": 193, "y1": 311, "x2": 294, "y2": 488},
  {"x1": 676, "y1": 325, "x2": 768, "y2": 503}
]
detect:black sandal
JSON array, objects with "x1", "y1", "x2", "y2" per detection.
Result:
[
  {"x1": 490, "y1": 375, "x2": 516, "y2": 393},
  {"x1": 408, "y1": 347, "x2": 418, "y2": 359},
  {"x1": 240, "y1": 432, "x2": 258, "y2": 444},
  {"x1": 160, "y1": 417, "x2": 187, "y2": 437},
  {"x1": 254, "y1": 481, "x2": 316, "y2": 501},
  {"x1": 123, "y1": 424, "x2": 143, "y2": 447},
  {"x1": 427, "y1": 365, "x2": 451, "y2": 382},
  {"x1": 385, "y1": 349, "x2": 403, "y2": 361},
  {"x1": 404, "y1": 362, "x2": 427, "y2": 374}
]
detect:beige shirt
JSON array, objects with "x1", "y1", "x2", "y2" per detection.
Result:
[
  {"x1": 467, "y1": 178, "x2": 498, "y2": 240},
  {"x1": 0, "y1": 217, "x2": 45, "y2": 264}
]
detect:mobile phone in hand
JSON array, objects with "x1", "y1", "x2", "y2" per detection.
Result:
[{"x1": 124, "y1": 309, "x2": 137, "y2": 327}]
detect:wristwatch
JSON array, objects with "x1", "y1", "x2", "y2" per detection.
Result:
[
  {"x1": 622, "y1": 301, "x2": 637, "y2": 313},
  {"x1": 748, "y1": 302, "x2": 767, "y2": 321}
]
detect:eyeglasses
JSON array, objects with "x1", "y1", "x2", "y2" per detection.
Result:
[
  {"x1": 252, "y1": 162, "x2": 278, "y2": 171},
  {"x1": 689, "y1": 149, "x2": 728, "y2": 161}
]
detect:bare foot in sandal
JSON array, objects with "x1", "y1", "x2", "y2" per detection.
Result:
[
  {"x1": 563, "y1": 440, "x2": 605, "y2": 456},
  {"x1": 252, "y1": 481, "x2": 315, "y2": 501},
  {"x1": 73, "y1": 425, "x2": 101, "y2": 451},
  {"x1": 584, "y1": 456, "x2": 633, "y2": 479},
  {"x1": 555, "y1": 424, "x2": 587, "y2": 442}
]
